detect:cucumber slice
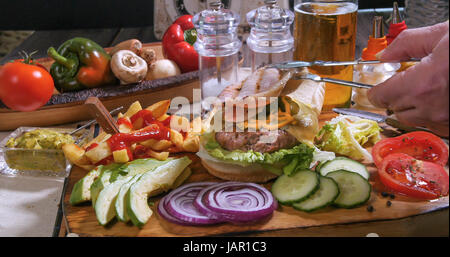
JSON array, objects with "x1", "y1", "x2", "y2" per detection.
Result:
[
  {"x1": 292, "y1": 176, "x2": 339, "y2": 212},
  {"x1": 69, "y1": 167, "x2": 101, "y2": 205},
  {"x1": 319, "y1": 157, "x2": 369, "y2": 180},
  {"x1": 326, "y1": 170, "x2": 371, "y2": 208},
  {"x1": 271, "y1": 170, "x2": 320, "y2": 205}
]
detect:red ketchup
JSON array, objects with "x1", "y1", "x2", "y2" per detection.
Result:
[
  {"x1": 85, "y1": 143, "x2": 98, "y2": 152},
  {"x1": 108, "y1": 111, "x2": 171, "y2": 161},
  {"x1": 117, "y1": 117, "x2": 133, "y2": 129}
]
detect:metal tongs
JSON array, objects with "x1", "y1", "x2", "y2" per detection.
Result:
[{"x1": 268, "y1": 58, "x2": 421, "y2": 89}]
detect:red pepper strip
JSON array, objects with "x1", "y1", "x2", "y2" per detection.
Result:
[
  {"x1": 162, "y1": 15, "x2": 199, "y2": 73},
  {"x1": 386, "y1": 21, "x2": 408, "y2": 45},
  {"x1": 361, "y1": 36, "x2": 388, "y2": 61}
]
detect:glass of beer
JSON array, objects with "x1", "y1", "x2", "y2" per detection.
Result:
[{"x1": 293, "y1": 0, "x2": 358, "y2": 111}]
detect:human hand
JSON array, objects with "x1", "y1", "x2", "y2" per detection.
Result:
[{"x1": 368, "y1": 21, "x2": 449, "y2": 137}]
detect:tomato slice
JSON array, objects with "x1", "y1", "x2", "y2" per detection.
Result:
[
  {"x1": 372, "y1": 132, "x2": 449, "y2": 168},
  {"x1": 379, "y1": 153, "x2": 449, "y2": 199}
]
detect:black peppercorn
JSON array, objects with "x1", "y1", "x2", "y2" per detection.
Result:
[
  {"x1": 390, "y1": 194, "x2": 395, "y2": 199},
  {"x1": 367, "y1": 205, "x2": 374, "y2": 212},
  {"x1": 381, "y1": 192, "x2": 389, "y2": 197},
  {"x1": 386, "y1": 201, "x2": 392, "y2": 207}
]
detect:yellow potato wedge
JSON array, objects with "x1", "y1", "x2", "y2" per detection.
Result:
[
  {"x1": 147, "y1": 149, "x2": 169, "y2": 161},
  {"x1": 124, "y1": 101, "x2": 143, "y2": 118},
  {"x1": 157, "y1": 114, "x2": 170, "y2": 122},
  {"x1": 113, "y1": 149, "x2": 130, "y2": 163},
  {"x1": 140, "y1": 139, "x2": 173, "y2": 151},
  {"x1": 81, "y1": 132, "x2": 111, "y2": 148},
  {"x1": 170, "y1": 129, "x2": 184, "y2": 149},
  {"x1": 182, "y1": 133, "x2": 200, "y2": 152},
  {"x1": 146, "y1": 100, "x2": 171, "y2": 119},
  {"x1": 169, "y1": 115, "x2": 190, "y2": 132},
  {"x1": 62, "y1": 143, "x2": 91, "y2": 166},
  {"x1": 191, "y1": 116, "x2": 203, "y2": 134},
  {"x1": 84, "y1": 141, "x2": 112, "y2": 164}
]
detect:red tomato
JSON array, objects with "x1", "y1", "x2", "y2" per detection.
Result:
[
  {"x1": 379, "y1": 153, "x2": 449, "y2": 199},
  {"x1": 372, "y1": 132, "x2": 449, "y2": 168},
  {"x1": 0, "y1": 62, "x2": 54, "y2": 112}
]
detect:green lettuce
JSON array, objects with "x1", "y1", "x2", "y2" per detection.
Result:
[
  {"x1": 202, "y1": 132, "x2": 314, "y2": 176},
  {"x1": 315, "y1": 115, "x2": 381, "y2": 162}
]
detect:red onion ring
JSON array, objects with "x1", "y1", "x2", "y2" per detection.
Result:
[
  {"x1": 194, "y1": 182, "x2": 277, "y2": 223},
  {"x1": 158, "y1": 182, "x2": 223, "y2": 225}
]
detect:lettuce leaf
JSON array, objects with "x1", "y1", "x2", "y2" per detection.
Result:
[
  {"x1": 201, "y1": 132, "x2": 314, "y2": 176},
  {"x1": 315, "y1": 115, "x2": 381, "y2": 162}
]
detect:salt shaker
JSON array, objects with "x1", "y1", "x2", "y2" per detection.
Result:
[
  {"x1": 246, "y1": 0, "x2": 294, "y2": 72},
  {"x1": 193, "y1": 1, "x2": 242, "y2": 109}
]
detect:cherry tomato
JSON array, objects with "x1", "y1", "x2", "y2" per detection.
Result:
[
  {"x1": 379, "y1": 153, "x2": 449, "y2": 199},
  {"x1": 372, "y1": 132, "x2": 449, "y2": 168},
  {"x1": 0, "y1": 62, "x2": 54, "y2": 112}
]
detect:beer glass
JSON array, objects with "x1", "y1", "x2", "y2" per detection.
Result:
[{"x1": 293, "y1": 0, "x2": 358, "y2": 111}]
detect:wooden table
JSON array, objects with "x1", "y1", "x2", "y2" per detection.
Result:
[{"x1": 1, "y1": 9, "x2": 448, "y2": 237}]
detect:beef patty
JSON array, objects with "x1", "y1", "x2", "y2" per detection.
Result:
[{"x1": 215, "y1": 130, "x2": 298, "y2": 153}]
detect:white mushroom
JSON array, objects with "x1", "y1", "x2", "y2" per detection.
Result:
[
  {"x1": 111, "y1": 50, "x2": 148, "y2": 84},
  {"x1": 145, "y1": 59, "x2": 181, "y2": 81}
]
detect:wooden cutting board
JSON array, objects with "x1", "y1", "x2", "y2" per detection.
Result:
[{"x1": 63, "y1": 113, "x2": 449, "y2": 237}]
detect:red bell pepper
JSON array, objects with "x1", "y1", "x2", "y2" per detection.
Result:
[{"x1": 162, "y1": 15, "x2": 199, "y2": 73}]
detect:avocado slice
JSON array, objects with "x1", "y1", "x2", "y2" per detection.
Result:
[
  {"x1": 69, "y1": 167, "x2": 102, "y2": 205},
  {"x1": 115, "y1": 174, "x2": 143, "y2": 223},
  {"x1": 109, "y1": 158, "x2": 173, "y2": 182},
  {"x1": 95, "y1": 158, "x2": 177, "y2": 225},
  {"x1": 90, "y1": 163, "x2": 123, "y2": 206},
  {"x1": 115, "y1": 167, "x2": 191, "y2": 223},
  {"x1": 126, "y1": 157, "x2": 192, "y2": 228},
  {"x1": 95, "y1": 176, "x2": 134, "y2": 226}
]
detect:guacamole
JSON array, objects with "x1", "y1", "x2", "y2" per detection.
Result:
[{"x1": 6, "y1": 129, "x2": 74, "y2": 150}]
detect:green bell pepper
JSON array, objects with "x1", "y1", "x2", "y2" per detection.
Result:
[{"x1": 47, "y1": 37, "x2": 116, "y2": 92}]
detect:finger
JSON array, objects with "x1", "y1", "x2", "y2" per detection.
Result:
[
  {"x1": 367, "y1": 58, "x2": 432, "y2": 109},
  {"x1": 394, "y1": 108, "x2": 450, "y2": 137},
  {"x1": 377, "y1": 21, "x2": 449, "y2": 61}
]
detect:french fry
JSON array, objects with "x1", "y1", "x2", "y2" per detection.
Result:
[
  {"x1": 147, "y1": 149, "x2": 169, "y2": 161},
  {"x1": 146, "y1": 100, "x2": 170, "y2": 119},
  {"x1": 84, "y1": 141, "x2": 112, "y2": 164},
  {"x1": 118, "y1": 116, "x2": 133, "y2": 133},
  {"x1": 157, "y1": 114, "x2": 170, "y2": 122},
  {"x1": 81, "y1": 132, "x2": 111, "y2": 148},
  {"x1": 113, "y1": 149, "x2": 130, "y2": 163},
  {"x1": 62, "y1": 143, "x2": 91, "y2": 166},
  {"x1": 169, "y1": 115, "x2": 190, "y2": 132},
  {"x1": 182, "y1": 133, "x2": 200, "y2": 152},
  {"x1": 140, "y1": 139, "x2": 173, "y2": 151},
  {"x1": 124, "y1": 101, "x2": 142, "y2": 118},
  {"x1": 170, "y1": 129, "x2": 184, "y2": 149}
]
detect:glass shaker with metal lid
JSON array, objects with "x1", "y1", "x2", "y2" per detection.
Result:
[
  {"x1": 193, "y1": 1, "x2": 242, "y2": 110},
  {"x1": 246, "y1": 0, "x2": 294, "y2": 72}
]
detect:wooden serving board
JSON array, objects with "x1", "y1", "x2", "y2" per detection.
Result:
[
  {"x1": 63, "y1": 113, "x2": 449, "y2": 237},
  {"x1": 0, "y1": 43, "x2": 200, "y2": 131}
]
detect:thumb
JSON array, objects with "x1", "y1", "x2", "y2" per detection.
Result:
[{"x1": 378, "y1": 21, "x2": 449, "y2": 61}]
